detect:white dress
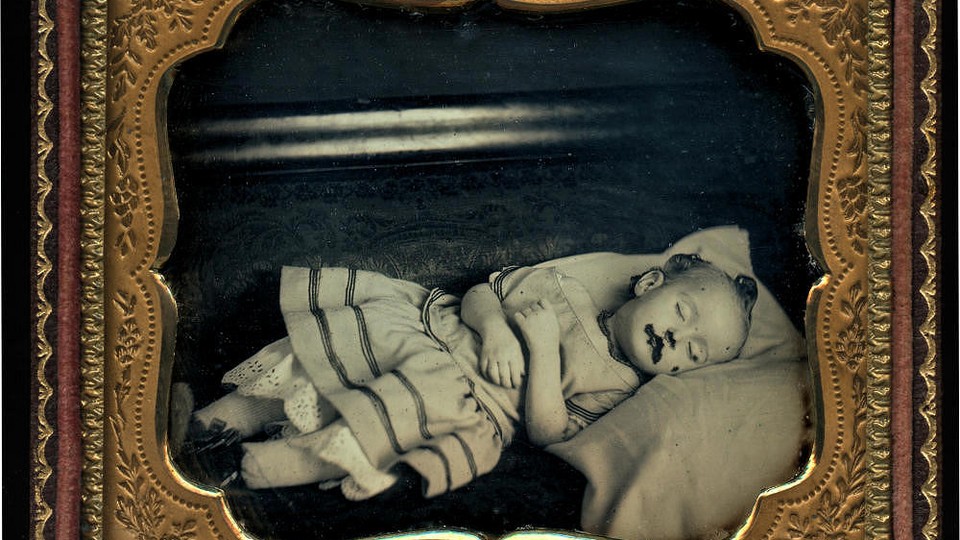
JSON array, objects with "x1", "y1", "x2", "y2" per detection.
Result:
[{"x1": 224, "y1": 266, "x2": 642, "y2": 496}]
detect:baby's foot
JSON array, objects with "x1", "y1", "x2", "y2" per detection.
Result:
[
  {"x1": 340, "y1": 474, "x2": 397, "y2": 501},
  {"x1": 317, "y1": 479, "x2": 343, "y2": 491},
  {"x1": 192, "y1": 391, "x2": 284, "y2": 438}
]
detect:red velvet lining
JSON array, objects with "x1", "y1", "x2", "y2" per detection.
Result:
[
  {"x1": 891, "y1": 0, "x2": 917, "y2": 538},
  {"x1": 56, "y1": 1, "x2": 82, "y2": 539}
]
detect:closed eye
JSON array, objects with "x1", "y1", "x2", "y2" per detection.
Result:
[
  {"x1": 677, "y1": 297, "x2": 697, "y2": 322},
  {"x1": 687, "y1": 342, "x2": 705, "y2": 363}
]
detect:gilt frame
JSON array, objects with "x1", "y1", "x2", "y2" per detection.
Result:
[{"x1": 25, "y1": 0, "x2": 946, "y2": 538}]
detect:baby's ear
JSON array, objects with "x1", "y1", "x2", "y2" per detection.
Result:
[
  {"x1": 734, "y1": 275, "x2": 758, "y2": 314},
  {"x1": 630, "y1": 269, "x2": 664, "y2": 297}
]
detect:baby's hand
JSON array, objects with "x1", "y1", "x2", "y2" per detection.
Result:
[
  {"x1": 479, "y1": 327, "x2": 526, "y2": 389},
  {"x1": 513, "y1": 300, "x2": 560, "y2": 353}
]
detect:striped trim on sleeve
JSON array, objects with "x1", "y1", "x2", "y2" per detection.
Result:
[
  {"x1": 565, "y1": 398, "x2": 605, "y2": 426},
  {"x1": 490, "y1": 266, "x2": 522, "y2": 301}
]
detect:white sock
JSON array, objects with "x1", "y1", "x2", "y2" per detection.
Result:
[
  {"x1": 290, "y1": 421, "x2": 398, "y2": 500},
  {"x1": 240, "y1": 438, "x2": 346, "y2": 489},
  {"x1": 194, "y1": 391, "x2": 285, "y2": 438}
]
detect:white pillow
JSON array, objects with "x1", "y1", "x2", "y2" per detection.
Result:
[
  {"x1": 548, "y1": 357, "x2": 808, "y2": 539},
  {"x1": 542, "y1": 226, "x2": 810, "y2": 539}
]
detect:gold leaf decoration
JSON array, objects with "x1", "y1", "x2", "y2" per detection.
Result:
[
  {"x1": 836, "y1": 281, "x2": 867, "y2": 371},
  {"x1": 107, "y1": 112, "x2": 140, "y2": 257},
  {"x1": 82, "y1": 0, "x2": 896, "y2": 537},
  {"x1": 847, "y1": 106, "x2": 869, "y2": 169},
  {"x1": 163, "y1": 520, "x2": 199, "y2": 540},
  {"x1": 782, "y1": 0, "x2": 869, "y2": 257},
  {"x1": 781, "y1": 0, "x2": 868, "y2": 95},
  {"x1": 33, "y1": 0, "x2": 57, "y2": 537},
  {"x1": 80, "y1": 0, "x2": 109, "y2": 536},
  {"x1": 115, "y1": 450, "x2": 164, "y2": 533},
  {"x1": 111, "y1": 290, "x2": 205, "y2": 540},
  {"x1": 788, "y1": 376, "x2": 867, "y2": 539},
  {"x1": 917, "y1": 0, "x2": 941, "y2": 536},
  {"x1": 109, "y1": 0, "x2": 205, "y2": 100},
  {"x1": 836, "y1": 175, "x2": 868, "y2": 255}
]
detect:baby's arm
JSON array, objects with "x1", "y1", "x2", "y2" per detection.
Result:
[
  {"x1": 461, "y1": 284, "x2": 525, "y2": 388},
  {"x1": 513, "y1": 300, "x2": 568, "y2": 447}
]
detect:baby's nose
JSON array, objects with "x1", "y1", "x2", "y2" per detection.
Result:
[{"x1": 667, "y1": 326, "x2": 694, "y2": 344}]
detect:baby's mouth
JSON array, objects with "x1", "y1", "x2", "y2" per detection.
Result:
[{"x1": 645, "y1": 324, "x2": 664, "y2": 364}]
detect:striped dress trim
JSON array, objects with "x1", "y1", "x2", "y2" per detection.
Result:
[
  {"x1": 565, "y1": 399, "x2": 604, "y2": 425},
  {"x1": 344, "y1": 267, "x2": 357, "y2": 305},
  {"x1": 283, "y1": 265, "x2": 514, "y2": 494},
  {"x1": 307, "y1": 268, "x2": 409, "y2": 453},
  {"x1": 490, "y1": 265, "x2": 521, "y2": 301},
  {"x1": 393, "y1": 369, "x2": 433, "y2": 441},
  {"x1": 465, "y1": 378, "x2": 505, "y2": 443},
  {"x1": 422, "y1": 446, "x2": 452, "y2": 493},
  {"x1": 307, "y1": 269, "x2": 356, "y2": 389},
  {"x1": 451, "y1": 433, "x2": 479, "y2": 480},
  {"x1": 420, "y1": 288, "x2": 452, "y2": 353},
  {"x1": 356, "y1": 386, "x2": 406, "y2": 454},
  {"x1": 352, "y1": 306, "x2": 382, "y2": 377},
  {"x1": 420, "y1": 288, "x2": 510, "y2": 448}
]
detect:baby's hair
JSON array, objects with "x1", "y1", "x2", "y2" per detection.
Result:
[{"x1": 630, "y1": 253, "x2": 759, "y2": 319}]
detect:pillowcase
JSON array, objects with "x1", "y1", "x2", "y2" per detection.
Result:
[{"x1": 540, "y1": 226, "x2": 810, "y2": 539}]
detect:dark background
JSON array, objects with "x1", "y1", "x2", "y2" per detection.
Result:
[
  {"x1": 160, "y1": 0, "x2": 819, "y2": 537},
  {"x1": 164, "y1": 0, "x2": 817, "y2": 390},
  {"x1": 4, "y1": 0, "x2": 39, "y2": 539}
]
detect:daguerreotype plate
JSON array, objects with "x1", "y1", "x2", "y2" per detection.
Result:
[{"x1": 29, "y1": 0, "x2": 941, "y2": 537}]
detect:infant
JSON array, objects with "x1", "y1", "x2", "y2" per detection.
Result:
[{"x1": 172, "y1": 253, "x2": 757, "y2": 500}]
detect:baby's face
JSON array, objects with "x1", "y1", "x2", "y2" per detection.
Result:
[{"x1": 612, "y1": 272, "x2": 750, "y2": 376}]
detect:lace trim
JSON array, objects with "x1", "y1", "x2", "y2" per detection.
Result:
[{"x1": 225, "y1": 353, "x2": 328, "y2": 434}]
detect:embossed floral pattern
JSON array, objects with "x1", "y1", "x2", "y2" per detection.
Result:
[
  {"x1": 836, "y1": 281, "x2": 867, "y2": 371},
  {"x1": 109, "y1": 0, "x2": 204, "y2": 100},
  {"x1": 837, "y1": 175, "x2": 867, "y2": 255},
  {"x1": 783, "y1": 0, "x2": 868, "y2": 96},
  {"x1": 107, "y1": 114, "x2": 140, "y2": 257},
  {"x1": 782, "y1": 0, "x2": 869, "y2": 258},
  {"x1": 115, "y1": 448, "x2": 199, "y2": 540},
  {"x1": 112, "y1": 288, "x2": 202, "y2": 540},
  {"x1": 112, "y1": 291, "x2": 139, "y2": 426},
  {"x1": 787, "y1": 376, "x2": 866, "y2": 539}
]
